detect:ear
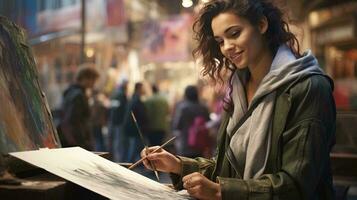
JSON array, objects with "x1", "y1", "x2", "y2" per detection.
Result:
[{"x1": 258, "y1": 16, "x2": 268, "y2": 34}]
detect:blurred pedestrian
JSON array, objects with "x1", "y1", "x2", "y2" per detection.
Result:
[
  {"x1": 122, "y1": 82, "x2": 148, "y2": 162},
  {"x1": 89, "y1": 90, "x2": 108, "y2": 152},
  {"x1": 145, "y1": 84, "x2": 170, "y2": 146},
  {"x1": 58, "y1": 65, "x2": 99, "y2": 150},
  {"x1": 108, "y1": 79, "x2": 129, "y2": 161},
  {"x1": 171, "y1": 85, "x2": 210, "y2": 157}
]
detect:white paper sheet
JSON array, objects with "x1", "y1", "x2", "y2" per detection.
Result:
[{"x1": 10, "y1": 147, "x2": 191, "y2": 200}]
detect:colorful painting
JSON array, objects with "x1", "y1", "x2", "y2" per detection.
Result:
[{"x1": 0, "y1": 17, "x2": 61, "y2": 154}]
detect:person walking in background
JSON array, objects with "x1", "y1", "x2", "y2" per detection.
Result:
[
  {"x1": 140, "y1": 0, "x2": 336, "y2": 199},
  {"x1": 108, "y1": 79, "x2": 129, "y2": 162},
  {"x1": 205, "y1": 90, "x2": 225, "y2": 156},
  {"x1": 58, "y1": 65, "x2": 99, "y2": 150},
  {"x1": 145, "y1": 84, "x2": 170, "y2": 146},
  {"x1": 89, "y1": 90, "x2": 108, "y2": 152},
  {"x1": 122, "y1": 82, "x2": 148, "y2": 163},
  {"x1": 171, "y1": 85, "x2": 210, "y2": 158}
]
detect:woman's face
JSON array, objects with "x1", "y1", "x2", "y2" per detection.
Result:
[{"x1": 211, "y1": 12, "x2": 267, "y2": 70}]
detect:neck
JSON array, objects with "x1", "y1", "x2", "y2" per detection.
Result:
[{"x1": 248, "y1": 48, "x2": 273, "y2": 86}]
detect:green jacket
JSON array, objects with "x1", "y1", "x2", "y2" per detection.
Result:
[{"x1": 171, "y1": 75, "x2": 336, "y2": 200}]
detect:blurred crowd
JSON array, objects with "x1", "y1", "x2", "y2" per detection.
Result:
[{"x1": 56, "y1": 65, "x2": 225, "y2": 163}]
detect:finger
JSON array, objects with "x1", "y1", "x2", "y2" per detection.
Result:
[
  {"x1": 140, "y1": 149, "x2": 147, "y2": 158},
  {"x1": 141, "y1": 148, "x2": 156, "y2": 169},
  {"x1": 150, "y1": 160, "x2": 160, "y2": 167},
  {"x1": 146, "y1": 151, "x2": 167, "y2": 161},
  {"x1": 186, "y1": 185, "x2": 199, "y2": 196},
  {"x1": 187, "y1": 185, "x2": 205, "y2": 200},
  {"x1": 142, "y1": 159, "x2": 152, "y2": 170},
  {"x1": 182, "y1": 174, "x2": 192, "y2": 183},
  {"x1": 183, "y1": 176, "x2": 197, "y2": 190},
  {"x1": 146, "y1": 149, "x2": 171, "y2": 160},
  {"x1": 183, "y1": 180, "x2": 188, "y2": 189},
  {"x1": 182, "y1": 172, "x2": 199, "y2": 183},
  {"x1": 183, "y1": 180, "x2": 194, "y2": 190},
  {"x1": 146, "y1": 146, "x2": 161, "y2": 153}
]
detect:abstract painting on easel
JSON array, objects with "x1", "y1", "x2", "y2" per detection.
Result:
[{"x1": 0, "y1": 17, "x2": 61, "y2": 154}]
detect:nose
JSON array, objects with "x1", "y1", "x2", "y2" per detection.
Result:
[{"x1": 222, "y1": 40, "x2": 234, "y2": 53}]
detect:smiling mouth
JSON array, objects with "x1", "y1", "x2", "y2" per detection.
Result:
[{"x1": 229, "y1": 51, "x2": 243, "y2": 61}]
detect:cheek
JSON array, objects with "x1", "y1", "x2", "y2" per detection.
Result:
[{"x1": 245, "y1": 35, "x2": 264, "y2": 61}]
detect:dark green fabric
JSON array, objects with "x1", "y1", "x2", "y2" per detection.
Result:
[{"x1": 171, "y1": 75, "x2": 336, "y2": 200}]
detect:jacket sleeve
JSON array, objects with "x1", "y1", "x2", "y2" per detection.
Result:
[
  {"x1": 170, "y1": 121, "x2": 332, "y2": 199},
  {"x1": 218, "y1": 120, "x2": 331, "y2": 199},
  {"x1": 217, "y1": 76, "x2": 336, "y2": 200},
  {"x1": 171, "y1": 76, "x2": 335, "y2": 200},
  {"x1": 170, "y1": 156, "x2": 216, "y2": 189}
]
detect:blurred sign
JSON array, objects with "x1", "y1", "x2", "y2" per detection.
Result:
[
  {"x1": 37, "y1": 3, "x2": 81, "y2": 34},
  {"x1": 36, "y1": 0, "x2": 125, "y2": 35},
  {"x1": 140, "y1": 14, "x2": 193, "y2": 62},
  {"x1": 315, "y1": 20, "x2": 356, "y2": 45},
  {"x1": 309, "y1": 2, "x2": 357, "y2": 28},
  {"x1": 106, "y1": 0, "x2": 127, "y2": 27}
]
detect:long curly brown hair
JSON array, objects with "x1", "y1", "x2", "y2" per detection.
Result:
[{"x1": 192, "y1": 0, "x2": 301, "y2": 113}]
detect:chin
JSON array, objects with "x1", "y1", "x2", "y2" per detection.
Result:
[{"x1": 232, "y1": 59, "x2": 247, "y2": 69}]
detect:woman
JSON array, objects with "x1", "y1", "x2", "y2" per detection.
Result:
[{"x1": 141, "y1": 0, "x2": 336, "y2": 199}]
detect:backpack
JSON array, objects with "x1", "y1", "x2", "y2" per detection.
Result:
[{"x1": 188, "y1": 116, "x2": 212, "y2": 156}]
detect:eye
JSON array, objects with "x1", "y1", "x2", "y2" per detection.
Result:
[{"x1": 230, "y1": 30, "x2": 241, "y2": 38}]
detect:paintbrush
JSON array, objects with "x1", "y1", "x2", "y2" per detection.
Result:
[
  {"x1": 128, "y1": 136, "x2": 176, "y2": 170},
  {"x1": 131, "y1": 112, "x2": 160, "y2": 181}
]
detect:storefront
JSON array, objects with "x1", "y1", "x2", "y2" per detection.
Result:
[
  {"x1": 309, "y1": 1, "x2": 357, "y2": 111},
  {"x1": 26, "y1": 0, "x2": 129, "y2": 109},
  {"x1": 308, "y1": 1, "x2": 357, "y2": 153}
]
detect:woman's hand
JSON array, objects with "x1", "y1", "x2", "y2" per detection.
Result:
[
  {"x1": 183, "y1": 172, "x2": 221, "y2": 200},
  {"x1": 140, "y1": 146, "x2": 181, "y2": 174}
]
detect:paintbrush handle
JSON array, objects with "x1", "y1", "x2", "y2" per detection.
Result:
[
  {"x1": 144, "y1": 145, "x2": 160, "y2": 180},
  {"x1": 128, "y1": 136, "x2": 176, "y2": 170},
  {"x1": 145, "y1": 146, "x2": 159, "y2": 178},
  {"x1": 131, "y1": 111, "x2": 159, "y2": 179}
]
